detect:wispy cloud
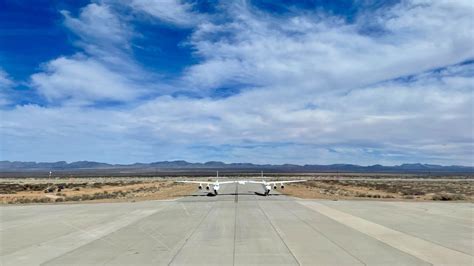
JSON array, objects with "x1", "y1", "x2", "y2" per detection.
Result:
[
  {"x1": 61, "y1": 3, "x2": 132, "y2": 55},
  {"x1": 30, "y1": 3, "x2": 151, "y2": 105},
  {"x1": 181, "y1": 0, "x2": 474, "y2": 93},
  {"x1": 0, "y1": 69, "x2": 14, "y2": 89},
  {"x1": 0, "y1": 69, "x2": 14, "y2": 106},
  {"x1": 130, "y1": 0, "x2": 205, "y2": 27}
]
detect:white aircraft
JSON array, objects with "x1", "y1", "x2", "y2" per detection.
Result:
[
  {"x1": 244, "y1": 180, "x2": 306, "y2": 195},
  {"x1": 243, "y1": 172, "x2": 306, "y2": 195},
  {"x1": 177, "y1": 171, "x2": 234, "y2": 195},
  {"x1": 178, "y1": 171, "x2": 306, "y2": 196}
]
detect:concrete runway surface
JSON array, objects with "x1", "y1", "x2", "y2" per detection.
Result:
[{"x1": 1, "y1": 183, "x2": 473, "y2": 265}]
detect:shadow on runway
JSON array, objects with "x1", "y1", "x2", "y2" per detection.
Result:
[
  {"x1": 253, "y1": 192, "x2": 282, "y2": 197},
  {"x1": 183, "y1": 192, "x2": 254, "y2": 197},
  {"x1": 180, "y1": 192, "x2": 284, "y2": 197}
]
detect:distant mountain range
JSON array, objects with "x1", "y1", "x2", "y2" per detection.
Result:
[{"x1": 0, "y1": 160, "x2": 472, "y2": 173}]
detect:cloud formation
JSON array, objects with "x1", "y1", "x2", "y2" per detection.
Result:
[
  {"x1": 0, "y1": 69, "x2": 13, "y2": 89},
  {"x1": 1, "y1": 0, "x2": 473, "y2": 165},
  {"x1": 130, "y1": 0, "x2": 204, "y2": 27},
  {"x1": 182, "y1": 0, "x2": 474, "y2": 93},
  {"x1": 31, "y1": 56, "x2": 142, "y2": 103},
  {"x1": 0, "y1": 69, "x2": 14, "y2": 106},
  {"x1": 31, "y1": 3, "x2": 148, "y2": 105}
]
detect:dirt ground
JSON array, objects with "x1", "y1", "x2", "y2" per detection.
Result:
[
  {"x1": 0, "y1": 178, "x2": 195, "y2": 204},
  {"x1": 278, "y1": 179, "x2": 474, "y2": 201}
]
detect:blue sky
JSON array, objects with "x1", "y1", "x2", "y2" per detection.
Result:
[{"x1": 0, "y1": 0, "x2": 473, "y2": 165}]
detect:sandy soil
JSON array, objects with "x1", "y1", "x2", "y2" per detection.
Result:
[
  {"x1": 278, "y1": 180, "x2": 474, "y2": 201},
  {"x1": 0, "y1": 179, "x2": 195, "y2": 204}
]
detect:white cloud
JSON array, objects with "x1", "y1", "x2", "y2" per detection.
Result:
[
  {"x1": 130, "y1": 0, "x2": 203, "y2": 27},
  {"x1": 3, "y1": 0, "x2": 473, "y2": 165},
  {"x1": 181, "y1": 0, "x2": 474, "y2": 93},
  {"x1": 31, "y1": 3, "x2": 149, "y2": 105},
  {"x1": 0, "y1": 69, "x2": 14, "y2": 89},
  {"x1": 31, "y1": 56, "x2": 143, "y2": 103},
  {"x1": 0, "y1": 69, "x2": 14, "y2": 106},
  {"x1": 5, "y1": 62, "x2": 473, "y2": 165},
  {"x1": 61, "y1": 3, "x2": 132, "y2": 60}
]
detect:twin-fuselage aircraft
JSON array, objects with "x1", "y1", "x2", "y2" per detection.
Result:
[{"x1": 178, "y1": 172, "x2": 306, "y2": 196}]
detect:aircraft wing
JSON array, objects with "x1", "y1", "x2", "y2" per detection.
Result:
[
  {"x1": 218, "y1": 181, "x2": 237, "y2": 184},
  {"x1": 245, "y1": 180, "x2": 266, "y2": 184},
  {"x1": 176, "y1": 180, "x2": 237, "y2": 185},
  {"x1": 270, "y1": 180, "x2": 306, "y2": 184},
  {"x1": 176, "y1": 181, "x2": 216, "y2": 185},
  {"x1": 244, "y1": 180, "x2": 307, "y2": 185}
]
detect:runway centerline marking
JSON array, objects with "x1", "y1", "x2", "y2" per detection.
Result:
[
  {"x1": 298, "y1": 201, "x2": 474, "y2": 266},
  {"x1": 232, "y1": 189, "x2": 238, "y2": 266},
  {"x1": 234, "y1": 183, "x2": 238, "y2": 203}
]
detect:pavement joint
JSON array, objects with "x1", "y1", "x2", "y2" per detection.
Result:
[
  {"x1": 167, "y1": 203, "x2": 215, "y2": 266},
  {"x1": 256, "y1": 201, "x2": 301, "y2": 266}
]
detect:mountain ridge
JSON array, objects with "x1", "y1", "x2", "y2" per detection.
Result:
[{"x1": 0, "y1": 160, "x2": 472, "y2": 173}]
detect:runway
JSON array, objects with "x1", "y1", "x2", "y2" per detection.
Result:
[{"x1": 1, "y1": 183, "x2": 473, "y2": 265}]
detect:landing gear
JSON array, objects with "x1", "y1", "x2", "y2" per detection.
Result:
[
  {"x1": 265, "y1": 190, "x2": 270, "y2": 196},
  {"x1": 214, "y1": 190, "x2": 218, "y2": 195}
]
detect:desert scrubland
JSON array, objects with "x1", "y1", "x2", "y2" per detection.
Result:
[
  {"x1": 279, "y1": 179, "x2": 473, "y2": 201},
  {"x1": 0, "y1": 178, "x2": 195, "y2": 204},
  {"x1": 1, "y1": 173, "x2": 472, "y2": 204}
]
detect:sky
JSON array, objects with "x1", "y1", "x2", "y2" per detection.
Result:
[{"x1": 0, "y1": 0, "x2": 473, "y2": 166}]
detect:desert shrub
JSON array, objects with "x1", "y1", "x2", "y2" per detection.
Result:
[
  {"x1": 91, "y1": 183, "x2": 103, "y2": 189},
  {"x1": 91, "y1": 192, "x2": 115, "y2": 200},
  {"x1": 91, "y1": 192, "x2": 103, "y2": 200},
  {"x1": 403, "y1": 195, "x2": 415, "y2": 199},
  {"x1": 32, "y1": 198, "x2": 51, "y2": 203},
  {"x1": 81, "y1": 194, "x2": 92, "y2": 201},
  {"x1": 16, "y1": 198, "x2": 32, "y2": 204},
  {"x1": 65, "y1": 195, "x2": 81, "y2": 201},
  {"x1": 44, "y1": 187, "x2": 55, "y2": 193},
  {"x1": 432, "y1": 193, "x2": 465, "y2": 201},
  {"x1": 55, "y1": 198, "x2": 64, "y2": 202},
  {"x1": 73, "y1": 187, "x2": 80, "y2": 191},
  {"x1": 115, "y1": 190, "x2": 127, "y2": 197}
]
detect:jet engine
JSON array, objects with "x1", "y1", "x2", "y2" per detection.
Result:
[
  {"x1": 273, "y1": 185, "x2": 277, "y2": 189},
  {"x1": 198, "y1": 184, "x2": 202, "y2": 190},
  {"x1": 206, "y1": 185, "x2": 210, "y2": 190},
  {"x1": 280, "y1": 184, "x2": 285, "y2": 189}
]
